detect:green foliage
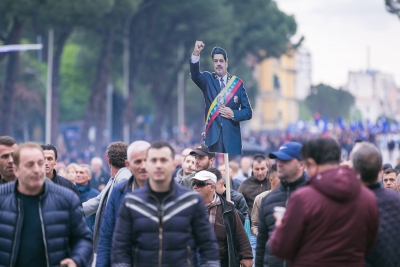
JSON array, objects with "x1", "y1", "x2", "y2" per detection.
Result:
[
  {"x1": 299, "y1": 100, "x2": 313, "y2": 121},
  {"x1": 59, "y1": 42, "x2": 92, "y2": 121},
  {"x1": 305, "y1": 83, "x2": 355, "y2": 121},
  {"x1": 1, "y1": 0, "x2": 298, "y2": 135}
]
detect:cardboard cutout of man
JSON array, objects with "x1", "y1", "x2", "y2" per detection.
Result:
[{"x1": 190, "y1": 40, "x2": 252, "y2": 155}]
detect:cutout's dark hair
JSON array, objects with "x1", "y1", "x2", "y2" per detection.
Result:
[
  {"x1": 211, "y1": 47, "x2": 227, "y2": 61},
  {"x1": 41, "y1": 144, "x2": 58, "y2": 160},
  {"x1": 301, "y1": 138, "x2": 340, "y2": 165},
  {"x1": 148, "y1": 140, "x2": 175, "y2": 159}
]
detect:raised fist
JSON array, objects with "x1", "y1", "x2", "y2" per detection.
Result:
[{"x1": 193, "y1": 41, "x2": 205, "y2": 56}]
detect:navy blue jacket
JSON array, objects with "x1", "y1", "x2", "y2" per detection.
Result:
[
  {"x1": 256, "y1": 174, "x2": 307, "y2": 267},
  {"x1": 96, "y1": 176, "x2": 137, "y2": 267},
  {"x1": 0, "y1": 180, "x2": 93, "y2": 267},
  {"x1": 366, "y1": 183, "x2": 400, "y2": 267},
  {"x1": 112, "y1": 180, "x2": 220, "y2": 267},
  {"x1": 190, "y1": 59, "x2": 252, "y2": 155},
  {"x1": 76, "y1": 183, "x2": 100, "y2": 232}
]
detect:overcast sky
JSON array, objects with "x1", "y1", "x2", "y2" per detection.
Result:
[{"x1": 275, "y1": 0, "x2": 400, "y2": 88}]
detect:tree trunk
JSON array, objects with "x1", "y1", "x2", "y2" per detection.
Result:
[
  {"x1": 0, "y1": 18, "x2": 23, "y2": 135},
  {"x1": 80, "y1": 29, "x2": 114, "y2": 153},
  {"x1": 51, "y1": 27, "x2": 73, "y2": 144}
]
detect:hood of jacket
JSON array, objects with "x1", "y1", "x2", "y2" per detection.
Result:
[{"x1": 309, "y1": 166, "x2": 361, "y2": 202}]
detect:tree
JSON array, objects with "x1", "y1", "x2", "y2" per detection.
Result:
[
  {"x1": 35, "y1": 0, "x2": 113, "y2": 143},
  {"x1": 385, "y1": 0, "x2": 400, "y2": 19},
  {"x1": 0, "y1": 0, "x2": 42, "y2": 135},
  {"x1": 304, "y1": 83, "x2": 355, "y2": 120},
  {"x1": 79, "y1": 0, "x2": 142, "y2": 151}
]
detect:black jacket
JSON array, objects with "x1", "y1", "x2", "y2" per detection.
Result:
[
  {"x1": 256, "y1": 173, "x2": 307, "y2": 267},
  {"x1": 366, "y1": 183, "x2": 400, "y2": 267},
  {"x1": 50, "y1": 169, "x2": 80, "y2": 197},
  {"x1": 112, "y1": 180, "x2": 220, "y2": 267},
  {"x1": 222, "y1": 189, "x2": 249, "y2": 224},
  {"x1": 0, "y1": 180, "x2": 93, "y2": 267}
]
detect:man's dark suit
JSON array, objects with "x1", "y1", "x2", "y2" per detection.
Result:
[{"x1": 190, "y1": 59, "x2": 252, "y2": 155}]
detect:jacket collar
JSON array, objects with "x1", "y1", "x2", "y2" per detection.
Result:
[
  {"x1": 13, "y1": 179, "x2": 50, "y2": 198},
  {"x1": 217, "y1": 192, "x2": 234, "y2": 213},
  {"x1": 212, "y1": 72, "x2": 232, "y2": 82},
  {"x1": 76, "y1": 183, "x2": 92, "y2": 193},
  {"x1": 367, "y1": 182, "x2": 382, "y2": 190},
  {"x1": 120, "y1": 175, "x2": 140, "y2": 193},
  {"x1": 142, "y1": 178, "x2": 177, "y2": 195},
  {"x1": 280, "y1": 172, "x2": 307, "y2": 190},
  {"x1": 51, "y1": 169, "x2": 59, "y2": 182}
]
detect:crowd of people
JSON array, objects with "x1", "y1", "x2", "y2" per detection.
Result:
[{"x1": 0, "y1": 134, "x2": 400, "y2": 267}]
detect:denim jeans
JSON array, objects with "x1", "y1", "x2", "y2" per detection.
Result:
[{"x1": 250, "y1": 234, "x2": 257, "y2": 267}]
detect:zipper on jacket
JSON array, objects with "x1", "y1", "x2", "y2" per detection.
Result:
[
  {"x1": 186, "y1": 245, "x2": 191, "y2": 267},
  {"x1": 222, "y1": 208, "x2": 233, "y2": 266},
  {"x1": 10, "y1": 199, "x2": 21, "y2": 267},
  {"x1": 39, "y1": 200, "x2": 50, "y2": 267},
  {"x1": 148, "y1": 189, "x2": 175, "y2": 267}
]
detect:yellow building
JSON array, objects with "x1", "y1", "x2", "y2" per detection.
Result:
[{"x1": 250, "y1": 51, "x2": 299, "y2": 131}]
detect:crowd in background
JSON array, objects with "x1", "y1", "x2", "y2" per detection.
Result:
[{"x1": 1, "y1": 133, "x2": 400, "y2": 267}]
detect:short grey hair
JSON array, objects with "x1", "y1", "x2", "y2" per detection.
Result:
[
  {"x1": 79, "y1": 164, "x2": 92, "y2": 176},
  {"x1": 127, "y1": 140, "x2": 151, "y2": 160}
]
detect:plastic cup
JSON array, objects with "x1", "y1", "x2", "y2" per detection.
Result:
[{"x1": 273, "y1": 206, "x2": 286, "y2": 218}]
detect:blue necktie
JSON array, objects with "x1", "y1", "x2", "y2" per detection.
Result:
[{"x1": 220, "y1": 77, "x2": 225, "y2": 90}]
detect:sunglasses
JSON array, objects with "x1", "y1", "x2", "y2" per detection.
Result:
[{"x1": 192, "y1": 181, "x2": 213, "y2": 188}]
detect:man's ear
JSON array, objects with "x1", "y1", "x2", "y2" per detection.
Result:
[
  {"x1": 125, "y1": 159, "x2": 129, "y2": 168},
  {"x1": 13, "y1": 165, "x2": 18, "y2": 178},
  {"x1": 210, "y1": 157, "x2": 215, "y2": 166}
]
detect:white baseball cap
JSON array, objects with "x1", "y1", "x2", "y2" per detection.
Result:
[{"x1": 190, "y1": 170, "x2": 217, "y2": 184}]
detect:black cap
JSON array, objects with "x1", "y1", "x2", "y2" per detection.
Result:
[
  {"x1": 383, "y1": 163, "x2": 392, "y2": 171},
  {"x1": 190, "y1": 144, "x2": 215, "y2": 158}
]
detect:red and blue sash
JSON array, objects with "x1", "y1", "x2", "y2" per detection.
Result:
[{"x1": 205, "y1": 76, "x2": 242, "y2": 133}]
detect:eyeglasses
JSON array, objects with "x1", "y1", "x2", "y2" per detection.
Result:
[{"x1": 192, "y1": 181, "x2": 213, "y2": 188}]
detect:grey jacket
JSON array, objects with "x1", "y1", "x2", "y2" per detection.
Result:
[
  {"x1": 82, "y1": 167, "x2": 131, "y2": 252},
  {"x1": 179, "y1": 172, "x2": 195, "y2": 189}
]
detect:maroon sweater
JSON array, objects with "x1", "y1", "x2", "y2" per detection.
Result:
[{"x1": 269, "y1": 166, "x2": 379, "y2": 267}]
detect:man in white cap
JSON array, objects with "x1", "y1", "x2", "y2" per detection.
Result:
[{"x1": 192, "y1": 170, "x2": 253, "y2": 267}]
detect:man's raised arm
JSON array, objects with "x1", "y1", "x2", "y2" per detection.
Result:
[{"x1": 190, "y1": 40, "x2": 207, "y2": 90}]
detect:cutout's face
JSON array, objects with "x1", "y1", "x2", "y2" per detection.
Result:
[{"x1": 213, "y1": 54, "x2": 228, "y2": 77}]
